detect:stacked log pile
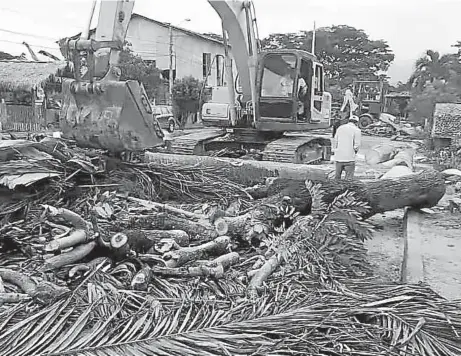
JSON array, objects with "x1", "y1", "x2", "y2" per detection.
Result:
[{"x1": 0, "y1": 139, "x2": 460, "y2": 355}]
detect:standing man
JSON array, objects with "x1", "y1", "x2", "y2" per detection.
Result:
[
  {"x1": 340, "y1": 85, "x2": 358, "y2": 119},
  {"x1": 332, "y1": 115, "x2": 361, "y2": 180}
]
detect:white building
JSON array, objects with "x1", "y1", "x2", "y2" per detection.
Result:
[
  {"x1": 127, "y1": 14, "x2": 234, "y2": 88},
  {"x1": 71, "y1": 13, "x2": 236, "y2": 90}
]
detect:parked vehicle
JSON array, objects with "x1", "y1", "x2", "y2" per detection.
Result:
[{"x1": 152, "y1": 105, "x2": 180, "y2": 132}]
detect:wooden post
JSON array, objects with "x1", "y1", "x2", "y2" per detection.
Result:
[{"x1": 168, "y1": 24, "x2": 174, "y2": 105}]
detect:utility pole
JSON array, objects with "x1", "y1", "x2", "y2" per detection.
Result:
[
  {"x1": 222, "y1": 24, "x2": 237, "y2": 126},
  {"x1": 168, "y1": 24, "x2": 174, "y2": 104},
  {"x1": 311, "y1": 21, "x2": 316, "y2": 55}
]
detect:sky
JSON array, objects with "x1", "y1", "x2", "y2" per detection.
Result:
[{"x1": 1, "y1": 0, "x2": 460, "y2": 84}]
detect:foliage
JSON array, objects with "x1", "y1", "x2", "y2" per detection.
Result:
[
  {"x1": 118, "y1": 46, "x2": 166, "y2": 99},
  {"x1": 1, "y1": 181, "x2": 460, "y2": 355},
  {"x1": 406, "y1": 48, "x2": 461, "y2": 124},
  {"x1": 261, "y1": 25, "x2": 395, "y2": 97},
  {"x1": 171, "y1": 76, "x2": 203, "y2": 120}
]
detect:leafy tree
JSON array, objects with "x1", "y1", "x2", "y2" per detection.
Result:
[
  {"x1": 408, "y1": 50, "x2": 458, "y2": 92},
  {"x1": 406, "y1": 45, "x2": 461, "y2": 125},
  {"x1": 261, "y1": 25, "x2": 394, "y2": 94},
  {"x1": 118, "y1": 47, "x2": 166, "y2": 99},
  {"x1": 172, "y1": 76, "x2": 203, "y2": 124}
]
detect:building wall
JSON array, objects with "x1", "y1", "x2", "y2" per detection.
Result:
[{"x1": 125, "y1": 17, "x2": 236, "y2": 88}]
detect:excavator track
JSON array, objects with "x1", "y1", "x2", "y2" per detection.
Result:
[
  {"x1": 169, "y1": 129, "x2": 226, "y2": 155},
  {"x1": 262, "y1": 135, "x2": 332, "y2": 164}
]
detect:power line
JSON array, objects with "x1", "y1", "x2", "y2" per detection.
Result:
[
  {"x1": 0, "y1": 28, "x2": 58, "y2": 41},
  {"x1": 0, "y1": 39, "x2": 59, "y2": 51}
]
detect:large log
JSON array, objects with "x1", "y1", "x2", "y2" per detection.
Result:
[
  {"x1": 144, "y1": 152, "x2": 330, "y2": 186},
  {"x1": 134, "y1": 212, "x2": 218, "y2": 240},
  {"x1": 251, "y1": 170, "x2": 446, "y2": 219},
  {"x1": 381, "y1": 149, "x2": 415, "y2": 170}
]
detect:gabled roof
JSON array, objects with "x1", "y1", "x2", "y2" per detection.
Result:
[
  {"x1": 65, "y1": 13, "x2": 224, "y2": 47},
  {"x1": 131, "y1": 14, "x2": 224, "y2": 46}
]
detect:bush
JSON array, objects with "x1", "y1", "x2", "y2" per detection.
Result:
[
  {"x1": 172, "y1": 76, "x2": 203, "y2": 123},
  {"x1": 407, "y1": 80, "x2": 460, "y2": 125},
  {"x1": 118, "y1": 47, "x2": 166, "y2": 99}
]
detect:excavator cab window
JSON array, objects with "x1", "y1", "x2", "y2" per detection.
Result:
[
  {"x1": 259, "y1": 53, "x2": 298, "y2": 119},
  {"x1": 314, "y1": 64, "x2": 323, "y2": 96},
  {"x1": 260, "y1": 54, "x2": 297, "y2": 98}
]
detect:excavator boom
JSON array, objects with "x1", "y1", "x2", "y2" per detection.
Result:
[
  {"x1": 207, "y1": 0, "x2": 259, "y2": 106},
  {"x1": 58, "y1": 0, "x2": 164, "y2": 152}
]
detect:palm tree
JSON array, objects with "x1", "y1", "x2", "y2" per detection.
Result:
[{"x1": 409, "y1": 50, "x2": 456, "y2": 92}]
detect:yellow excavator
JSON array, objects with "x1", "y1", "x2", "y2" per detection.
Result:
[{"x1": 58, "y1": 0, "x2": 332, "y2": 163}]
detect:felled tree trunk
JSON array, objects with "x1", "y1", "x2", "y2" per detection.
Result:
[
  {"x1": 144, "y1": 152, "x2": 329, "y2": 186},
  {"x1": 252, "y1": 170, "x2": 445, "y2": 219}
]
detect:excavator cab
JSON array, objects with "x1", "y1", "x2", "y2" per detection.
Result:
[
  {"x1": 256, "y1": 50, "x2": 331, "y2": 131},
  {"x1": 58, "y1": 0, "x2": 164, "y2": 153}
]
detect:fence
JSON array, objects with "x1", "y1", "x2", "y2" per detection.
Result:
[{"x1": 0, "y1": 102, "x2": 48, "y2": 131}]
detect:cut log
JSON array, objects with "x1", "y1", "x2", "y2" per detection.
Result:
[
  {"x1": 138, "y1": 213, "x2": 217, "y2": 240},
  {"x1": 381, "y1": 149, "x2": 415, "y2": 170},
  {"x1": 380, "y1": 166, "x2": 414, "y2": 179},
  {"x1": 213, "y1": 204, "x2": 278, "y2": 245},
  {"x1": 131, "y1": 266, "x2": 152, "y2": 291},
  {"x1": 365, "y1": 144, "x2": 396, "y2": 165},
  {"x1": 0, "y1": 269, "x2": 69, "y2": 302},
  {"x1": 121, "y1": 196, "x2": 206, "y2": 220},
  {"x1": 162, "y1": 236, "x2": 231, "y2": 268},
  {"x1": 42, "y1": 205, "x2": 91, "y2": 252},
  {"x1": 254, "y1": 170, "x2": 445, "y2": 219},
  {"x1": 144, "y1": 152, "x2": 329, "y2": 186},
  {"x1": 42, "y1": 241, "x2": 97, "y2": 271},
  {"x1": 152, "y1": 264, "x2": 225, "y2": 279},
  {"x1": 246, "y1": 218, "x2": 311, "y2": 297},
  {"x1": 205, "y1": 252, "x2": 240, "y2": 270},
  {"x1": 0, "y1": 293, "x2": 31, "y2": 304}
]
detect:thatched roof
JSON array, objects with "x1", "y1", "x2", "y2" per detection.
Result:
[{"x1": 0, "y1": 60, "x2": 67, "y2": 92}]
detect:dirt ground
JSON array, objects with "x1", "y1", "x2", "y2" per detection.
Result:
[
  {"x1": 365, "y1": 211, "x2": 405, "y2": 283},
  {"x1": 418, "y1": 190, "x2": 461, "y2": 300}
]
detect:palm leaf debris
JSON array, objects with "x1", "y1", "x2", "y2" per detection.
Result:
[{"x1": 0, "y1": 137, "x2": 459, "y2": 356}]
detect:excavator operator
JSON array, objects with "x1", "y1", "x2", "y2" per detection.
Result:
[{"x1": 279, "y1": 69, "x2": 309, "y2": 120}]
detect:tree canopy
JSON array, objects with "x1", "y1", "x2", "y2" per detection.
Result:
[
  {"x1": 261, "y1": 25, "x2": 394, "y2": 92},
  {"x1": 118, "y1": 46, "x2": 166, "y2": 100},
  {"x1": 172, "y1": 76, "x2": 203, "y2": 121},
  {"x1": 406, "y1": 48, "x2": 461, "y2": 124}
]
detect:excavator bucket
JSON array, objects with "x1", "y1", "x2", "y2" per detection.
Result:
[{"x1": 59, "y1": 78, "x2": 164, "y2": 152}]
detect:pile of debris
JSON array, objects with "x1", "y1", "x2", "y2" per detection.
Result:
[{"x1": 0, "y1": 138, "x2": 460, "y2": 355}]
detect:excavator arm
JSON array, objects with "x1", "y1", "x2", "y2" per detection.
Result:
[
  {"x1": 58, "y1": 0, "x2": 164, "y2": 152},
  {"x1": 207, "y1": 0, "x2": 259, "y2": 109}
]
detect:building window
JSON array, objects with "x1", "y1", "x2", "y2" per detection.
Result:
[
  {"x1": 144, "y1": 60, "x2": 156, "y2": 67},
  {"x1": 203, "y1": 53, "x2": 211, "y2": 79},
  {"x1": 216, "y1": 55, "x2": 224, "y2": 86}
]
